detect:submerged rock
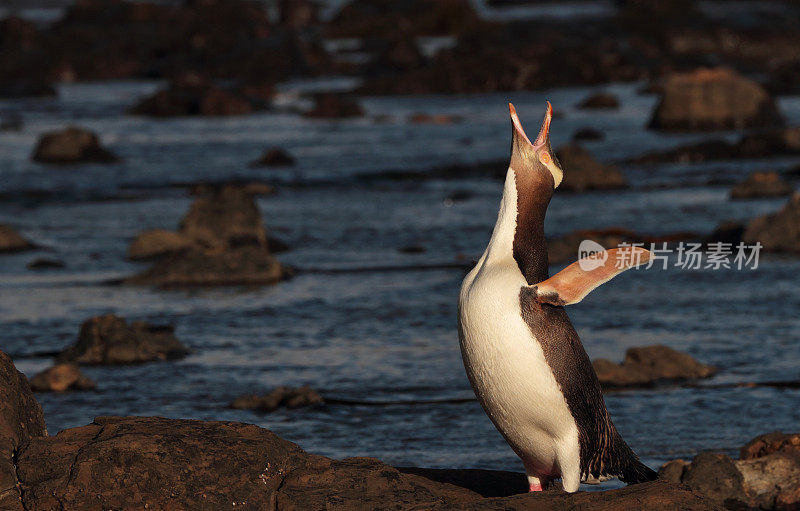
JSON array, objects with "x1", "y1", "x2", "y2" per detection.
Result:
[
  {"x1": 56, "y1": 314, "x2": 189, "y2": 365},
  {"x1": 252, "y1": 147, "x2": 296, "y2": 167},
  {"x1": 29, "y1": 364, "x2": 95, "y2": 392},
  {"x1": 31, "y1": 126, "x2": 118, "y2": 164},
  {"x1": 0, "y1": 351, "x2": 47, "y2": 511},
  {"x1": 230, "y1": 386, "x2": 324, "y2": 412},
  {"x1": 577, "y1": 92, "x2": 619, "y2": 109},
  {"x1": 742, "y1": 193, "x2": 800, "y2": 254},
  {"x1": 0, "y1": 225, "x2": 34, "y2": 253},
  {"x1": 648, "y1": 68, "x2": 784, "y2": 132},
  {"x1": 593, "y1": 345, "x2": 717, "y2": 389},
  {"x1": 555, "y1": 144, "x2": 627, "y2": 192},
  {"x1": 730, "y1": 171, "x2": 793, "y2": 199}
]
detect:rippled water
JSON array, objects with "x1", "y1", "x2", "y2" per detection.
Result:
[{"x1": 1, "y1": 80, "x2": 799, "y2": 483}]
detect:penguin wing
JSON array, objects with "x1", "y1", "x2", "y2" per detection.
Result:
[{"x1": 532, "y1": 247, "x2": 651, "y2": 306}]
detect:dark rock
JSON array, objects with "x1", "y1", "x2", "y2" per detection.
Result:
[
  {"x1": 127, "y1": 229, "x2": 194, "y2": 260},
  {"x1": 29, "y1": 364, "x2": 95, "y2": 392},
  {"x1": 741, "y1": 432, "x2": 800, "y2": 461},
  {"x1": 398, "y1": 244, "x2": 426, "y2": 254},
  {"x1": 556, "y1": 144, "x2": 627, "y2": 192},
  {"x1": 130, "y1": 75, "x2": 254, "y2": 117},
  {"x1": 742, "y1": 192, "x2": 800, "y2": 254},
  {"x1": 230, "y1": 386, "x2": 323, "y2": 412},
  {"x1": 731, "y1": 171, "x2": 793, "y2": 199},
  {"x1": 0, "y1": 350, "x2": 47, "y2": 511},
  {"x1": 0, "y1": 225, "x2": 35, "y2": 253},
  {"x1": 572, "y1": 128, "x2": 604, "y2": 142},
  {"x1": 26, "y1": 257, "x2": 65, "y2": 270},
  {"x1": 648, "y1": 68, "x2": 784, "y2": 132},
  {"x1": 32, "y1": 126, "x2": 118, "y2": 164},
  {"x1": 593, "y1": 345, "x2": 717, "y2": 389},
  {"x1": 682, "y1": 453, "x2": 748, "y2": 508},
  {"x1": 659, "y1": 459, "x2": 690, "y2": 483},
  {"x1": 577, "y1": 92, "x2": 619, "y2": 109},
  {"x1": 303, "y1": 93, "x2": 364, "y2": 118},
  {"x1": 56, "y1": 314, "x2": 189, "y2": 365},
  {"x1": 267, "y1": 235, "x2": 292, "y2": 254},
  {"x1": 252, "y1": 148, "x2": 296, "y2": 167}
]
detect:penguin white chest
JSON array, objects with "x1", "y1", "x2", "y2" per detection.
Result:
[{"x1": 458, "y1": 261, "x2": 579, "y2": 476}]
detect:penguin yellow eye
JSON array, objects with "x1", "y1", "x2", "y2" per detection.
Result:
[{"x1": 540, "y1": 152, "x2": 551, "y2": 165}]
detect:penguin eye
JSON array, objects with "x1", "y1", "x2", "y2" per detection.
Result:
[{"x1": 539, "y1": 152, "x2": 552, "y2": 165}]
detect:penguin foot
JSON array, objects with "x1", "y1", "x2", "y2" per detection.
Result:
[{"x1": 528, "y1": 483, "x2": 543, "y2": 492}]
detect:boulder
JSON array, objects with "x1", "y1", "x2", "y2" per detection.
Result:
[
  {"x1": 648, "y1": 68, "x2": 784, "y2": 132},
  {"x1": 593, "y1": 345, "x2": 717, "y2": 389},
  {"x1": 577, "y1": 92, "x2": 619, "y2": 109},
  {"x1": 179, "y1": 185, "x2": 269, "y2": 249},
  {"x1": 730, "y1": 171, "x2": 793, "y2": 199},
  {"x1": 556, "y1": 144, "x2": 627, "y2": 192},
  {"x1": 252, "y1": 148, "x2": 296, "y2": 167},
  {"x1": 127, "y1": 229, "x2": 194, "y2": 260},
  {"x1": 0, "y1": 351, "x2": 47, "y2": 511},
  {"x1": 29, "y1": 364, "x2": 95, "y2": 392},
  {"x1": 31, "y1": 127, "x2": 118, "y2": 164},
  {"x1": 0, "y1": 225, "x2": 34, "y2": 253},
  {"x1": 130, "y1": 76, "x2": 254, "y2": 117},
  {"x1": 303, "y1": 93, "x2": 364, "y2": 119},
  {"x1": 230, "y1": 386, "x2": 324, "y2": 412},
  {"x1": 742, "y1": 193, "x2": 800, "y2": 253},
  {"x1": 56, "y1": 314, "x2": 189, "y2": 365},
  {"x1": 741, "y1": 432, "x2": 800, "y2": 461}
]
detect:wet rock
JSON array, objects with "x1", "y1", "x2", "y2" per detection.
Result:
[
  {"x1": 556, "y1": 144, "x2": 627, "y2": 192},
  {"x1": 29, "y1": 364, "x2": 95, "y2": 393},
  {"x1": 572, "y1": 127, "x2": 604, "y2": 142},
  {"x1": 593, "y1": 345, "x2": 717, "y2": 389},
  {"x1": 253, "y1": 147, "x2": 296, "y2": 167},
  {"x1": 303, "y1": 93, "x2": 364, "y2": 118},
  {"x1": 742, "y1": 193, "x2": 800, "y2": 254},
  {"x1": 127, "y1": 229, "x2": 194, "y2": 260},
  {"x1": 741, "y1": 432, "x2": 800, "y2": 461},
  {"x1": 0, "y1": 350, "x2": 47, "y2": 511},
  {"x1": 26, "y1": 257, "x2": 65, "y2": 270},
  {"x1": 409, "y1": 113, "x2": 461, "y2": 124},
  {"x1": 56, "y1": 314, "x2": 189, "y2": 365},
  {"x1": 658, "y1": 459, "x2": 690, "y2": 483},
  {"x1": 730, "y1": 171, "x2": 793, "y2": 199},
  {"x1": 130, "y1": 76, "x2": 254, "y2": 117},
  {"x1": 577, "y1": 92, "x2": 619, "y2": 109},
  {"x1": 631, "y1": 127, "x2": 800, "y2": 164},
  {"x1": 230, "y1": 386, "x2": 323, "y2": 412},
  {"x1": 32, "y1": 126, "x2": 118, "y2": 164},
  {"x1": 0, "y1": 225, "x2": 34, "y2": 253},
  {"x1": 682, "y1": 453, "x2": 748, "y2": 507},
  {"x1": 648, "y1": 68, "x2": 784, "y2": 132}
]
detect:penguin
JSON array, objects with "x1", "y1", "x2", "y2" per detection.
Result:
[{"x1": 457, "y1": 102, "x2": 658, "y2": 493}]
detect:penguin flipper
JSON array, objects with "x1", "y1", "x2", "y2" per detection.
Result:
[{"x1": 532, "y1": 247, "x2": 651, "y2": 306}]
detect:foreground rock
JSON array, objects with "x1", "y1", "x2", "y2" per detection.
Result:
[
  {"x1": 31, "y1": 126, "x2": 118, "y2": 164},
  {"x1": 547, "y1": 228, "x2": 697, "y2": 265},
  {"x1": 0, "y1": 225, "x2": 34, "y2": 253},
  {"x1": 230, "y1": 386, "x2": 323, "y2": 412},
  {"x1": 29, "y1": 364, "x2": 95, "y2": 392},
  {"x1": 56, "y1": 314, "x2": 189, "y2": 365},
  {"x1": 556, "y1": 144, "x2": 627, "y2": 192},
  {"x1": 127, "y1": 184, "x2": 292, "y2": 286},
  {"x1": 660, "y1": 432, "x2": 800, "y2": 510},
  {"x1": 742, "y1": 193, "x2": 800, "y2": 254},
  {"x1": 730, "y1": 171, "x2": 793, "y2": 199},
  {"x1": 648, "y1": 68, "x2": 784, "y2": 132},
  {"x1": 593, "y1": 345, "x2": 717, "y2": 389},
  {"x1": 0, "y1": 351, "x2": 47, "y2": 511}
]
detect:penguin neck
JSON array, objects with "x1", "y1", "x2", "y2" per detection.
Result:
[{"x1": 483, "y1": 167, "x2": 551, "y2": 284}]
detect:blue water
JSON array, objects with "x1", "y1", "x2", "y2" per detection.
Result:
[{"x1": 1, "y1": 80, "x2": 799, "y2": 482}]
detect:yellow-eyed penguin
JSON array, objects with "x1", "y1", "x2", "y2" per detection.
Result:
[{"x1": 458, "y1": 103, "x2": 657, "y2": 493}]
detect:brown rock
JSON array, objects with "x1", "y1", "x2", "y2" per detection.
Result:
[
  {"x1": 743, "y1": 192, "x2": 800, "y2": 253},
  {"x1": 303, "y1": 93, "x2": 364, "y2": 118},
  {"x1": 56, "y1": 314, "x2": 189, "y2": 365},
  {"x1": 555, "y1": 144, "x2": 627, "y2": 192},
  {"x1": 730, "y1": 171, "x2": 793, "y2": 199},
  {"x1": 0, "y1": 225, "x2": 34, "y2": 253},
  {"x1": 29, "y1": 364, "x2": 95, "y2": 392},
  {"x1": 659, "y1": 459, "x2": 690, "y2": 483},
  {"x1": 230, "y1": 386, "x2": 324, "y2": 412},
  {"x1": 130, "y1": 76, "x2": 254, "y2": 117},
  {"x1": 736, "y1": 452, "x2": 800, "y2": 510},
  {"x1": 593, "y1": 345, "x2": 717, "y2": 389},
  {"x1": 648, "y1": 68, "x2": 784, "y2": 132},
  {"x1": 682, "y1": 453, "x2": 748, "y2": 508},
  {"x1": 31, "y1": 126, "x2": 118, "y2": 164},
  {"x1": 253, "y1": 148, "x2": 296, "y2": 167},
  {"x1": 179, "y1": 185, "x2": 269, "y2": 249},
  {"x1": 127, "y1": 229, "x2": 194, "y2": 260},
  {"x1": 741, "y1": 432, "x2": 800, "y2": 461},
  {"x1": 0, "y1": 350, "x2": 47, "y2": 511},
  {"x1": 577, "y1": 92, "x2": 619, "y2": 109}
]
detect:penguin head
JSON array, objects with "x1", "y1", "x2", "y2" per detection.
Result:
[{"x1": 508, "y1": 102, "x2": 563, "y2": 190}]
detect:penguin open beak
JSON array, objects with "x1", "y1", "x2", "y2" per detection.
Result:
[{"x1": 508, "y1": 101, "x2": 552, "y2": 149}]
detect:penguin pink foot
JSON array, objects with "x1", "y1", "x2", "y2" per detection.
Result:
[{"x1": 528, "y1": 483, "x2": 543, "y2": 492}]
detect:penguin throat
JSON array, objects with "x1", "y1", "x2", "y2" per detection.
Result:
[{"x1": 512, "y1": 169, "x2": 552, "y2": 285}]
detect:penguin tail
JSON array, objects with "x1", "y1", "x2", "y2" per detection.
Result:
[{"x1": 619, "y1": 458, "x2": 658, "y2": 484}]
